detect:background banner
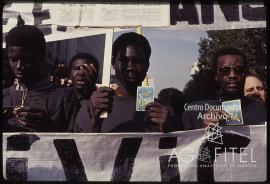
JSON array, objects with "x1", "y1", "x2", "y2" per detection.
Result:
[
  {"x1": 2, "y1": 2, "x2": 266, "y2": 45},
  {"x1": 3, "y1": 125, "x2": 266, "y2": 182}
]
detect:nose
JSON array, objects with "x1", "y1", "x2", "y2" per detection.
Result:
[
  {"x1": 228, "y1": 69, "x2": 237, "y2": 79},
  {"x1": 252, "y1": 88, "x2": 259, "y2": 95},
  {"x1": 77, "y1": 67, "x2": 84, "y2": 74},
  {"x1": 16, "y1": 60, "x2": 24, "y2": 70},
  {"x1": 127, "y1": 59, "x2": 136, "y2": 70}
]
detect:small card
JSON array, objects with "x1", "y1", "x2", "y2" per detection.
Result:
[
  {"x1": 136, "y1": 86, "x2": 154, "y2": 111},
  {"x1": 222, "y1": 99, "x2": 244, "y2": 125}
]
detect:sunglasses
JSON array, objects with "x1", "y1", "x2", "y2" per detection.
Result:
[{"x1": 217, "y1": 66, "x2": 246, "y2": 76}]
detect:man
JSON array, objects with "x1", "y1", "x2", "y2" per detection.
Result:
[
  {"x1": 244, "y1": 72, "x2": 266, "y2": 106},
  {"x1": 62, "y1": 52, "x2": 99, "y2": 132},
  {"x1": 182, "y1": 47, "x2": 266, "y2": 130},
  {"x1": 68, "y1": 52, "x2": 99, "y2": 99},
  {"x1": 3, "y1": 25, "x2": 68, "y2": 132},
  {"x1": 74, "y1": 32, "x2": 179, "y2": 133}
]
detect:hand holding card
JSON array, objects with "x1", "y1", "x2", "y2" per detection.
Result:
[
  {"x1": 222, "y1": 99, "x2": 244, "y2": 125},
  {"x1": 136, "y1": 86, "x2": 155, "y2": 111}
]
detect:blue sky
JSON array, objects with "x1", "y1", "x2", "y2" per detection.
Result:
[{"x1": 114, "y1": 28, "x2": 208, "y2": 96}]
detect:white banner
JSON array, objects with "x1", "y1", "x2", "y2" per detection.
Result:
[
  {"x1": 2, "y1": 125, "x2": 266, "y2": 182},
  {"x1": 3, "y1": 3, "x2": 169, "y2": 28},
  {"x1": 2, "y1": 2, "x2": 169, "y2": 44},
  {"x1": 170, "y1": 2, "x2": 266, "y2": 30},
  {"x1": 2, "y1": 2, "x2": 266, "y2": 42}
]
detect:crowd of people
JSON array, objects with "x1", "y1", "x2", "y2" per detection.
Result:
[{"x1": 2, "y1": 25, "x2": 267, "y2": 133}]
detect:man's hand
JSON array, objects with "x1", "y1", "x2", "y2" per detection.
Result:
[
  {"x1": 13, "y1": 106, "x2": 46, "y2": 129},
  {"x1": 145, "y1": 101, "x2": 169, "y2": 132},
  {"x1": 90, "y1": 87, "x2": 114, "y2": 132},
  {"x1": 90, "y1": 87, "x2": 114, "y2": 118},
  {"x1": 202, "y1": 109, "x2": 229, "y2": 128},
  {"x1": 81, "y1": 63, "x2": 98, "y2": 82}
]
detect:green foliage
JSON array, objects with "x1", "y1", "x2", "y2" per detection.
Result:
[{"x1": 197, "y1": 28, "x2": 267, "y2": 79}]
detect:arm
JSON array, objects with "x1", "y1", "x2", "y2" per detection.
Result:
[{"x1": 74, "y1": 87, "x2": 114, "y2": 133}]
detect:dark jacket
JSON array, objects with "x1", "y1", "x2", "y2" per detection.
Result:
[
  {"x1": 3, "y1": 77, "x2": 68, "y2": 132},
  {"x1": 55, "y1": 87, "x2": 89, "y2": 132}
]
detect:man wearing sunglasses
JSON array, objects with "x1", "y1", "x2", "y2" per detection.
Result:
[{"x1": 182, "y1": 47, "x2": 266, "y2": 130}]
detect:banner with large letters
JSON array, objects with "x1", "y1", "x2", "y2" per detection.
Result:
[
  {"x1": 2, "y1": 1, "x2": 266, "y2": 45},
  {"x1": 3, "y1": 124, "x2": 266, "y2": 182}
]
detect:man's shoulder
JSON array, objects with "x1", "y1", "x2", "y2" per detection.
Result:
[
  {"x1": 49, "y1": 87, "x2": 74, "y2": 97},
  {"x1": 44, "y1": 87, "x2": 76, "y2": 107}
]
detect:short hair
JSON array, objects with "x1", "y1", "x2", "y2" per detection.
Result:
[
  {"x1": 212, "y1": 47, "x2": 247, "y2": 73},
  {"x1": 112, "y1": 32, "x2": 151, "y2": 65},
  {"x1": 245, "y1": 72, "x2": 265, "y2": 87},
  {"x1": 5, "y1": 25, "x2": 46, "y2": 59},
  {"x1": 68, "y1": 52, "x2": 99, "y2": 72},
  {"x1": 158, "y1": 88, "x2": 187, "y2": 115}
]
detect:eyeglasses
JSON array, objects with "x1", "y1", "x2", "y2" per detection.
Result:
[{"x1": 217, "y1": 66, "x2": 246, "y2": 76}]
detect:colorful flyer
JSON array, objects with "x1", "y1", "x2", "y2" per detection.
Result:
[
  {"x1": 222, "y1": 99, "x2": 244, "y2": 125},
  {"x1": 136, "y1": 86, "x2": 155, "y2": 111}
]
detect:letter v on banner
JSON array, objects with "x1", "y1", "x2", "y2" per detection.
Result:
[
  {"x1": 111, "y1": 137, "x2": 143, "y2": 181},
  {"x1": 100, "y1": 28, "x2": 114, "y2": 118}
]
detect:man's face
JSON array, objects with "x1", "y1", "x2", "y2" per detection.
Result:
[
  {"x1": 113, "y1": 45, "x2": 149, "y2": 89},
  {"x1": 8, "y1": 46, "x2": 40, "y2": 83},
  {"x1": 70, "y1": 59, "x2": 98, "y2": 91},
  {"x1": 215, "y1": 55, "x2": 246, "y2": 96},
  {"x1": 244, "y1": 76, "x2": 265, "y2": 105}
]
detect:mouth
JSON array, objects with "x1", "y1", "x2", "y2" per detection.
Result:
[
  {"x1": 227, "y1": 83, "x2": 237, "y2": 87},
  {"x1": 227, "y1": 82, "x2": 239, "y2": 88},
  {"x1": 75, "y1": 78, "x2": 87, "y2": 85},
  {"x1": 15, "y1": 72, "x2": 24, "y2": 78},
  {"x1": 248, "y1": 95, "x2": 263, "y2": 104},
  {"x1": 126, "y1": 76, "x2": 137, "y2": 82},
  {"x1": 250, "y1": 95, "x2": 262, "y2": 100},
  {"x1": 125, "y1": 72, "x2": 137, "y2": 79}
]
